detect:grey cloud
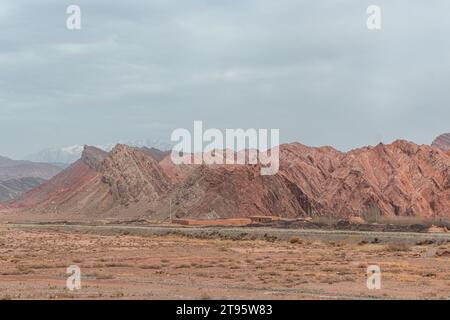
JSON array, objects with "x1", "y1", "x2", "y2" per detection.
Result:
[{"x1": 0, "y1": 0, "x2": 449, "y2": 158}]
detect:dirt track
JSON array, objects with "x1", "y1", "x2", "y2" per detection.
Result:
[{"x1": 7, "y1": 223, "x2": 450, "y2": 245}]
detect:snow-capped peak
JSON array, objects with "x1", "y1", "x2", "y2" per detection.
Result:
[{"x1": 24, "y1": 139, "x2": 172, "y2": 164}]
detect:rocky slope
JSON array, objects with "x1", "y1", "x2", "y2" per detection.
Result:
[
  {"x1": 9, "y1": 140, "x2": 450, "y2": 219},
  {"x1": 154, "y1": 163, "x2": 317, "y2": 219},
  {"x1": 309, "y1": 141, "x2": 450, "y2": 217},
  {"x1": 11, "y1": 145, "x2": 173, "y2": 217},
  {"x1": 162, "y1": 141, "x2": 450, "y2": 219},
  {"x1": 11, "y1": 146, "x2": 113, "y2": 215},
  {"x1": 432, "y1": 133, "x2": 450, "y2": 152},
  {"x1": 98, "y1": 144, "x2": 172, "y2": 208}
]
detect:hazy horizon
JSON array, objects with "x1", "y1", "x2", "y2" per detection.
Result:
[{"x1": 1, "y1": 0, "x2": 450, "y2": 159}]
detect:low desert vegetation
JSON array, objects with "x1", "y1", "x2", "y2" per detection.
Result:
[
  {"x1": 311, "y1": 215, "x2": 340, "y2": 226},
  {"x1": 289, "y1": 236, "x2": 303, "y2": 244},
  {"x1": 361, "y1": 207, "x2": 383, "y2": 223},
  {"x1": 361, "y1": 206, "x2": 450, "y2": 229},
  {"x1": 386, "y1": 243, "x2": 411, "y2": 252},
  {"x1": 1, "y1": 225, "x2": 449, "y2": 299}
]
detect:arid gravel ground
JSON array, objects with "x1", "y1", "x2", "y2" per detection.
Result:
[{"x1": 0, "y1": 224, "x2": 449, "y2": 300}]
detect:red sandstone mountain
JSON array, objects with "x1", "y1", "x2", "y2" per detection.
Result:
[
  {"x1": 308, "y1": 141, "x2": 449, "y2": 217},
  {"x1": 9, "y1": 140, "x2": 450, "y2": 219},
  {"x1": 12, "y1": 146, "x2": 112, "y2": 214},
  {"x1": 98, "y1": 144, "x2": 172, "y2": 208},
  {"x1": 153, "y1": 163, "x2": 316, "y2": 219},
  {"x1": 161, "y1": 141, "x2": 449, "y2": 219},
  {"x1": 12, "y1": 145, "x2": 172, "y2": 217},
  {"x1": 432, "y1": 133, "x2": 450, "y2": 152}
]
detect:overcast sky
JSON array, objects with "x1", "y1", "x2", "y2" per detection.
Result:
[{"x1": 1, "y1": 0, "x2": 449, "y2": 159}]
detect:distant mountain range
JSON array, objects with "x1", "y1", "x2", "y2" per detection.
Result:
[
  {"x1": 0, "y1": 156, "x2": 65, "y2": 203},
  {"x1": 0, "y1": 141, "x2": 171, "y2": 203},
  {"x1": 2, "y1": 133, "x2": 448, "y2": 219},
  {"x1": 8, "y1": 135, "x2": 450, "y2": 220},
  {"x1": 0, "y1": 156, "x2": 65, "y2": 181},
  {"x1": 432, "y1": 133, "x2": 450, "y2": 152},
  {"x1": 24, "y1": 139, "x2": 172, "y2": 164},
  {"x1": 0, "y1": 177, "x2": 46, "y2": 202}
]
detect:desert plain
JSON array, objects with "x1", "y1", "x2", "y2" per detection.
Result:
[{"x1": 0, "y1": 223, "x2": 449, "y2": 300}]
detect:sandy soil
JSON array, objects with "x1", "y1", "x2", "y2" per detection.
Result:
[{"x1": 0, "y1": 224, "x2": 449, "y2": 300}]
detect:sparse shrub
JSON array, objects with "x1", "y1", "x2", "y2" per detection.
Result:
[
  {"x1": 87, "y1": 273, "x2": 114, "y2": 280},
  {"x1": 17, "y1": 265, "x2": 33, "y2": 274},
  {"x1": 289, "y1": 236, "x2": 303, "y2": 244},
  {"x1": 311, "y1": 215, "x2": 339, "y2": 226},
  {"x1": 200, "y1": 292, "x2": 211, "y2": 300},
  {"x1": 386, "y1": 243, "x2": 411, "y2": 252},
  {"x1": 105, "y1": 263, "x2": 132, "y2": 268},
  {"x1": 361, "y1": 206, "x2": 382, "y2": 223},
  {"x1": 140, "y1": 265, "x2": 161, "y2": 269},
  {"x1": 112, "y1": 291, "x2": 125, "y2": 298}
]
